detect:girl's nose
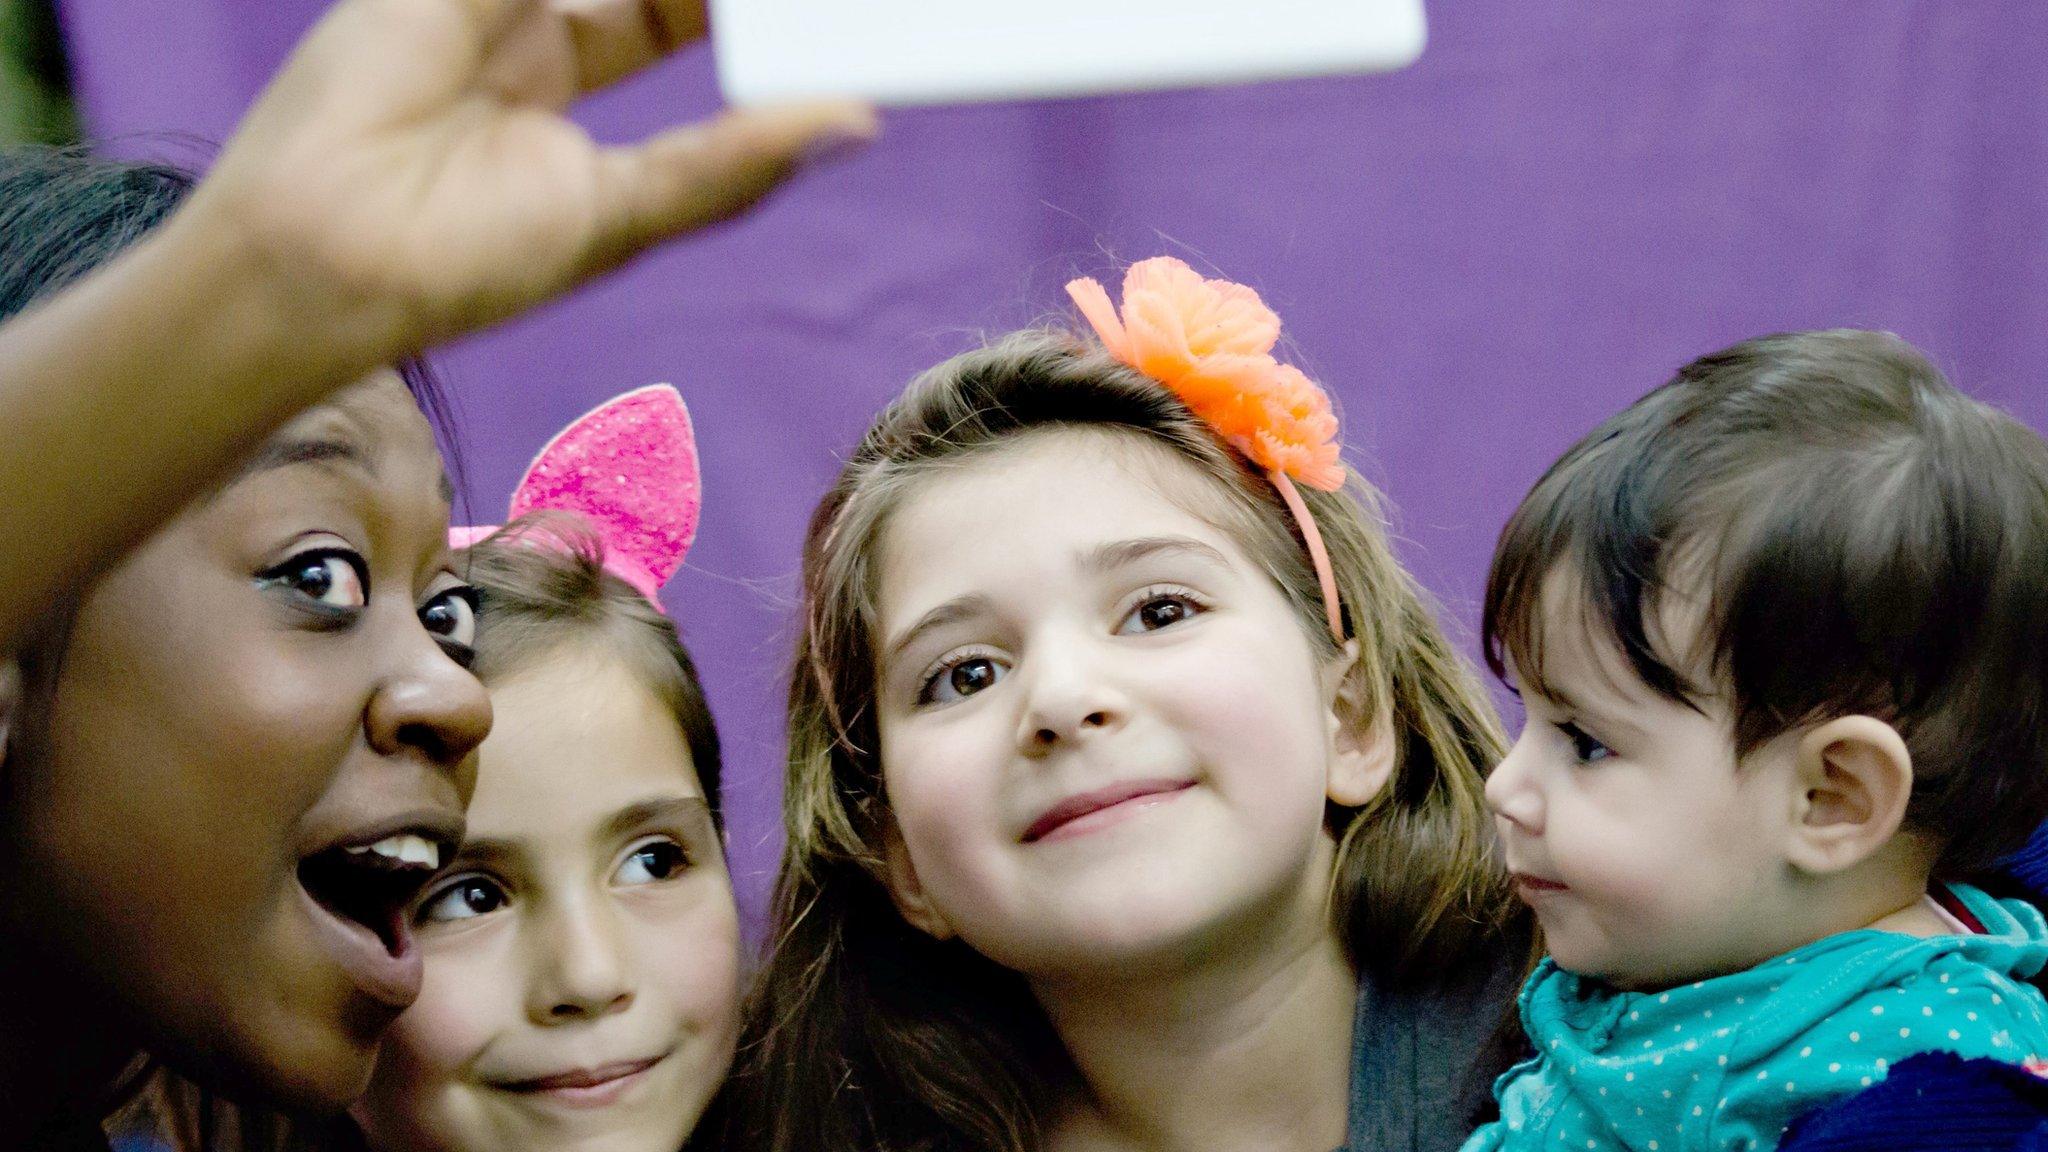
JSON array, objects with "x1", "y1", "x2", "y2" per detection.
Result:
[
  {"x1": 527, "y1": 895, "x2": 635, "y2": 1025},
  {"x1": 1014, "y1": 631, "x2": 1128, "y2": 754}
]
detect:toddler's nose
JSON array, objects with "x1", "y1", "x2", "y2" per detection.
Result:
[{"x1": 1484, "y1": 740, "x2": 1543, "y2": 834}]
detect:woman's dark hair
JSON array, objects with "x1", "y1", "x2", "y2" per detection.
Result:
[
  {"x1": 0, "y1": 145, "x2": 458, "y2": 468},
  {"x1": 1485, "y1": 329, "x2": 2048, "y2": 875},
  {"x1": 0, "y1": 144, "x2": 465, "y2": 704}
]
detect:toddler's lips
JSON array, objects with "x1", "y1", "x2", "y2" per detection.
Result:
[{"x1": 1512, "y1": 872, "x2": 1569, "y2": 894}]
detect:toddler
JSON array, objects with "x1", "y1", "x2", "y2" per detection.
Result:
[{"x1": 1467, "y1": 329, "x2": 2048, "y2": 1152}]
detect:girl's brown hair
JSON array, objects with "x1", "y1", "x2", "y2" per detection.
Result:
[
  {"x1": 461, "y1": 513, "x2": 723, "y2": 822},
  {"x1": 723, "y1": 330, "x2": 1520, "y2": 1152}
]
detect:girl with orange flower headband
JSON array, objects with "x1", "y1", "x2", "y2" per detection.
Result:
[{"x1": 719, "y1": 257, "x2": 1533, "y2": 1152}]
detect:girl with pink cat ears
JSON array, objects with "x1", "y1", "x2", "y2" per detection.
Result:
[{"x1": 346, "y1": 386, "x2": 741, "y2": 1152}]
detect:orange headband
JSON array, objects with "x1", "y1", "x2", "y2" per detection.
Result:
[{"x1": 1065, "y1": 257, "x2": 1345, "y2": 642}]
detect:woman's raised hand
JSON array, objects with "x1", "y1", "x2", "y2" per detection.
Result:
[
  {"x1": 0, "y1": 0, "x2": 874, "y2": 655},
  {"x1": 195, "y1": 0, "x2": 878, "y2": 361}
]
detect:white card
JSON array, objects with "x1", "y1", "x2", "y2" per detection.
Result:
[{"x1": 709, "y1": 0, "x2": 1427, "y2": 108}]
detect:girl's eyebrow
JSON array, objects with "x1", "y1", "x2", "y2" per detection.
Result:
[
  {"x1": 1083, "y1": 535, "x2": 1230, "y2": 575},
  {"x1": 599, "y1": 795, "x2": 711, "y2": 845},
  {"x1": 881, "y1": 537, "x2": 1230, "y2": 671},
  {"x1": 449, "y1": 797, "x2": 712, "y2": 865},
  {"x1": 444, "y1": 835, "x2": 524, "y2": 872},
  {"x1": 882, "y1": 593, "x2": 994, "y2": 671}
]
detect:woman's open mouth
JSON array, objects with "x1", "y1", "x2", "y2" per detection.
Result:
[{"x1": 296, "y1": 826, "x2": 452, "y2": 1008}]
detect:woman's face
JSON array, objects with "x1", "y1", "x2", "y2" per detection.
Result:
[
  {"x1": 1, "y1": 373, "x2": 491, "y2": 1109},
  {"x1": 354, "y1": 646, "x2": 740, "y2": 1152}
]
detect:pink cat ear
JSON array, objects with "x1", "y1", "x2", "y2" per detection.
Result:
[
  {"x1": 504, "y1": 384, "x2": 702, "y2": 601},
  {"x1": 447, "y1": 525, "x2": 500, "y2": 550}
]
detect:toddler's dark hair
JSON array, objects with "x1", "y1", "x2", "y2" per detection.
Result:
[{"x1": 1485, "y1": 329, "x2": 2048, "y2": 875}]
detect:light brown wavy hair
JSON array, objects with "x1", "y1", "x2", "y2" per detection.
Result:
[
  {"x1": 724, "y1": 329, "x2": 1519, "y2": 1152},
  {"x1": 461, "y1": 513, "x2": 724, "y2": 823}
]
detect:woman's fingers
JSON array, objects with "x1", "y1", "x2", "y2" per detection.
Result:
[
  {"x1": 558, "y1": 0, "x2": 712, "y2": 91},
  {"x1": 590, "y1": 101, "x2": 877, "y2": 270}
]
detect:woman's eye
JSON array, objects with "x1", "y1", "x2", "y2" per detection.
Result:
[
  {"x1": 1559, "y1": 721, "x2": 1613, "y2": 765},
  {"x1": 420, "y1": 586, "x2": 479, "y2": 648},
  {"x1": 417, "y1": 876, "x2": 507, "y2": 923},
  {"x1": 260, "y1": 549, "x2": 367, "y2": 610},
  {"x1": 617, "y1": 839, "x2": 689, "y2": 885},
  {"x1": 1118, "y1": 591, "x2": 1203, "y2": 635},
  {"x1": 919, "y1": 654, "x2": 1007, "y2": 705}
]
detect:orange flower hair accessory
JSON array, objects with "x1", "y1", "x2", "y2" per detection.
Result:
[
  {"x1": 1066, "y1": 257, "x2": 1344, "y2": 491},
  {"x1": 1066, "y1": 257, "x2": 1346, "y2": 640}
]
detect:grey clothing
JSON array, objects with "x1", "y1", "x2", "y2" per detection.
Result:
[{"x1": 1345, "y1": 950, "x2": 1524, "y2": 1152}]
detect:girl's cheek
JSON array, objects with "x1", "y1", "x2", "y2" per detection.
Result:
[
  {"x1": 384, "y1": 946, "x2": 505, "y2": 1084},
  {"x1": 661, "y1": 908, "x2": 743, "y2": 1031},
  {"x1": 887, "y1": 732, "x2": 1002, "y2": 854}
]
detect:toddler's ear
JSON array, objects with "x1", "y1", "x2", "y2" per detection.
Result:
[
  {"x1": 1784, "y1": 716, "x2": 1914, "y2": 875},
  {"x1": 881, "y1": 822, "x2": 957, "y2": 940},
  {"x1": 1325, "y1": 640, "x2": 1396, "y2": 808}
]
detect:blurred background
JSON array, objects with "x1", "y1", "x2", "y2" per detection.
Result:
[
  {"x1": 12, "y1": 1, "x2": 2047, "y2": 927},
  {"x1": 0, "y1": 0, "x2": 74, "y2": 145}
]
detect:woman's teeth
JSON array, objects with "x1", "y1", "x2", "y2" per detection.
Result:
[{"x1": 344, "y1": 834, "x2": 440, "y2": 869}]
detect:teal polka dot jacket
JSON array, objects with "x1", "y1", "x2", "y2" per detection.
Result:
[{"x1": 1460, "y1": 884, "x2": 2048, "y2": 1152}]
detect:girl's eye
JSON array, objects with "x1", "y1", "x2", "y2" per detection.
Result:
[
  {"x1": 260, "y1": 549, "x2": 368, "y2": 610},
  {"x1": 1559, "y1": 721, "x2": 1613, "y2": 765},
  {"x1": 1117, "y1": 590, "x2": 1205, "y2": 635},
  {"x1": 417, "y1": 875, "x2": 507, "y2": 923},
  {"x1": 420, "y1": 586, "x2": 479, "y2": 649},
  {"x1": 617, "y1": 839, "x2": 690, "y2": 885},
  {"x1": 919, "y1": 654, "x2": 1007, "y2": 706}
]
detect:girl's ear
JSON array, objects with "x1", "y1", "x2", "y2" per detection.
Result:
[
  {"x1": 1784, "y1": 716, "x2": 1914, "y2": 875},
  {"x1": 881, "y1": 822, "x2": 956, "y2": 940},
  {"x1": 1325, "y1": 640, "x2": 1396, "y2": 807}
]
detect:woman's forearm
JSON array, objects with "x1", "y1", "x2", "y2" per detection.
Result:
[{"x1": 0, "y1": 202, "x2": 375, "y2": 652}]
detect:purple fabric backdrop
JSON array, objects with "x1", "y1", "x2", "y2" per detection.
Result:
[{"x1": 55, "y1": 1, "x2": 2048, "y2": 925}]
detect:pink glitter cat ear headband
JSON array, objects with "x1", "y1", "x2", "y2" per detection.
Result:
[
  {"x1": 1065, "y1": 257, "x2": 1346, "y2": 641},
  {"x1": 451, "y1": 383, "x2": 702, "y2": 609}
]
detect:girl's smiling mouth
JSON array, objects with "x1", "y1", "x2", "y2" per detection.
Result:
[
  {"x1": 495, "y1": 1053, "x2": 668, "y2": 1108},
  {"x1": 1021, "y1": 778, "x2": 1197, "y2": 843}
]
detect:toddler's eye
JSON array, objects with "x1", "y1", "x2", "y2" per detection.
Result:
[
  {"x1": 1117, "y1": 590, "x2": 1205, "y2": 635},
  {"x1": 420, "y1": 586, "x2": 479, "y2": 649},
  {"x1": 261, "y1": 549, "x2": 367, "y2": 610},
  {"x1": 417, "y1": 875, "x2": 506, "y2": 923},
  {"x1": 617, "y1": 839, "x2": 689, "y2": 885},
  {"x1": 1559, "y1": 721, "x2": 1613, "y2": 765},
  {"x1": 919, "y1": 654, "x2": 1008, "y2": 705}
]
